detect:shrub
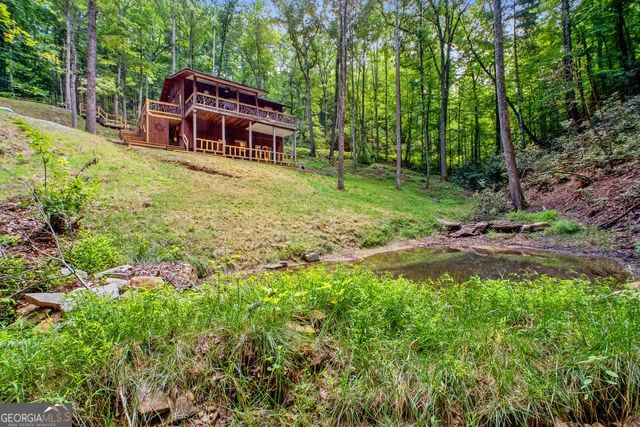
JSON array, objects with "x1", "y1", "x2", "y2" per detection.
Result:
[
  {"x1": 545, "y1": 219, "x2": 584, "y2": 235},
  {"x1": 67, "y1": 233, "x2": 124, "y2": 273},
  {"x1": 472, "y1": 188, "x2": 512, "y2": 220},
  {"x1": 13, "y1": 118, "x2": 97, "y2": 233}
]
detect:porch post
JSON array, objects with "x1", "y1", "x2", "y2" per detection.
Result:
[
  {"x1": 222, "y1": 115, "x2": 226, "y2": 155},
  {"x1": 192, "y1": 109, "x2": 197, "y2": 151},
  {"x1": 272, "y1": 126, "x2": 276, "y2": 164},
  {"x1": 292, "y1": 131, "x2": 296, "y2": 166},
  {"x1": 249, "y1": 121, "x2": 253, "y2": 160}
]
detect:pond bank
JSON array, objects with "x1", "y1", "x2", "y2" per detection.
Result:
[{"x1": 321, "y1": 233, "x2": 640, "y2": 280}]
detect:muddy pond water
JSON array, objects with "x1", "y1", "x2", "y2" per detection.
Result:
[{"x1": 357, "y1": 246, "x2": 633, "y2": 282}]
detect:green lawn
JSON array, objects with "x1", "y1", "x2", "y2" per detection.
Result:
[{"x1": 0, "y1": 103, "x2": 472, "y2": 269}]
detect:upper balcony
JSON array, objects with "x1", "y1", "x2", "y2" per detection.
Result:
[{"x1": 184, "y1": 92, "x2": 296, "y2": 129}]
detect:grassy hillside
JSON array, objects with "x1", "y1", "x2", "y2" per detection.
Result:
[
  {"x1": 0, "y1": 100, "x2": 472, "y2": 269},
  {"x1": 2, "y1": 100, "x2": 640, "y2": 426}
]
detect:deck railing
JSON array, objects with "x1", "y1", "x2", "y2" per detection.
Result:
[
  {"x1": 147, "y1": 99, "x2": 181, "y2": 117},
  {"x1": 195, "y1": 138, "x2": 293, "y2": 165},
  {"x1": 192, "y1": 92, "x2": 296, "y2": 128}
]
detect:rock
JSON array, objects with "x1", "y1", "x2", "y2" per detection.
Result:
[
  {"x1": 492, "y1": 223, "x2": 522, "y2": 233},
  {"x1": 303, "y1": 252, "x2": 321, "y2": 263},
  {"x1": 624, "y1": 281, "x2": 640, "y2": 290},
  {"x1": 94, "y1": 264, "x2": 134, "y2": 279},
  {"x1": 137, "y1": 383, "x2": 171, "y2": 421},
  {"x1": 15, "y1": 303, "x2": 40, "y2": 317},
  {"x1": 521, "y1": 222, "x2": 550, "y2": 232},
  {"x1": 22, "y1": 308, "x2": 53, "y2": 324},
  {"x1": 105, "y1": 277, "x2": 129, "y2": 291},
  {"x1": 265, "y1": 261, "x2": 288, "y2": 270},
  {"x1": 450, "y1": 227, "x2": 476, "y2": 238},
  {"x1": 170, "y1": 393, "x2": 197, "y2": 423},
  {"x1": 472, "y1": 221, "x2": 490, "y2": 234},
  {"x1": 24, "y1": 293, "x2": 72, "y2": 312},
  {"x1": 61, "y1": 267, "x2": 88, "y2": 279},
  {"x1": 286, "y1": 322, "x2": 315, "y2": 334},
  {"x1": 437, "y1": 219, "x2": 462, "y2": 231},
  {"x1": 127, "y1": 276, "x2": 164, "y2": 290},
  {"x1": 92, "y1": 283, "x2": 120, "y2": 298}
]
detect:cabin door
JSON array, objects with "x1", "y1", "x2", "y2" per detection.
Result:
[{"x1": 169, "y1": 124, "x2": 181, "y2": 146}]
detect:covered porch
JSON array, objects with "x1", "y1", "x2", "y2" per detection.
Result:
[{"x1": 183, "y1": 108, "x2": 297, "y2": 165}]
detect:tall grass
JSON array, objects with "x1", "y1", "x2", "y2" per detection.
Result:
[{"x1": 1, "y1": 267, "x2": 639, "y2": 425}]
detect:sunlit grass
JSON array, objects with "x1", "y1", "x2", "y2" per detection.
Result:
[
  {"x1": 0, "y1": 109, "x2": 472, "y2": 268},
  {"x1": 1, "y1": 267, "x2": 638, "y2": 425}
]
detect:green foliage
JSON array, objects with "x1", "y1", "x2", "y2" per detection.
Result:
[
  {"x1": 66, "y1": 233, "x2": 124, "y2": 274},
  {"x1": 1, "y1": 267, "x2": 639, "y2": 424},
  {"x1": 451, "y1": 155, "x2": 507, "y2": 191},
  {"x1": 634, "y1": 241, "x2": 640, "y2": 255},
  {"x1": 13, "y1": 118, "x2": 97, "y2": 233},
  {"x1": 360, "y1": 216, "x2": 433, "y2": 248},
  {"x1": 545, "y1": 219, "x2": 585, "y2": 235},
  {"x1": 472, "y1": 188, "x2": 513, "y2": 219},
  {"x1": 508, "y1": 209, "x2": 559, "y2": 223}
]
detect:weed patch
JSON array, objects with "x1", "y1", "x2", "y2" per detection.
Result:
[{"x1": 1, "y1": 267, "x2": 638, "y2": 425}]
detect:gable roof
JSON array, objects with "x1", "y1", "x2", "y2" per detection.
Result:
[{"x1": 160, "y1": 69, "x2": 269, "y2": 101}]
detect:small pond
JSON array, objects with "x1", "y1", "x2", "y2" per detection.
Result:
[{"x1": 359, "y1": 246, "x2": 633, "y2": 282}]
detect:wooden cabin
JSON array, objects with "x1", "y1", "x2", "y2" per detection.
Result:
[{"x1": 120, "y1": 69, "x2": 297, "y2": 165}]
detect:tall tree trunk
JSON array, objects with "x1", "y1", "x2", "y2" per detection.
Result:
[
  {"x1": 439, "y1": 67, "x2": 448, "y2": 179},
  {"x1": 373, "y1": 47, "x2": 380, "y2": 162},
  {"x1": 121, "y1": 53, "x2": 127, "y2": 126},
  {"x1": 303, "y1": 48, "x2": 316, "y2": 157},
  {"x1": 329, "y1": 45, "x2": 340, "y2": 160},
  {"x1": 114, "y1": 61, "x2": 120, "y2": 117},
  {"x1": 394, "y1": 0, "x2": 402, "y2": 190},
  {"x1": 613, "y1": 0, "x2": 630, "y2": 71},
  {"x1": 65, "y1": 0, "x2": 72, "y2": 112},
  {"x1": 360, "y1": 50, "x2": 366, "y2": 161},
  {"x1": 350, "y1": 53, "x2": 357, "y2": 171},
  {"x1": 85, "y1": 0, "x2": 97, "y2": 134},
  {"x1": 171, "y1": 2, "x2": 176, "y2": 73},
  {"x1": 337, "y1": 0, "x2": 347, "y2": 190},
  {"x1": 189, "y1": 9, "x2": 195, "y2": 69},
  {"x1": 561, "y1": 0, "x2": 580, "y2": 123},
  {"x1": 513, "y1": 5, "x2": 526, "y2": 149},
  {"x1": 70, "y1": 35, "x2": 78, "y2": 128},
  {"x1": 384, "y1": 43, "x2": 389, "y2": 162},
  {"x1": 494, "y1": 0, "x2": 524, "y2": 210}
]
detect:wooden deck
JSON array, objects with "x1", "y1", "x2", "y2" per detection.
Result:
[{"x1": 120, "y1": 130, "x2": 293, "y2": 165}]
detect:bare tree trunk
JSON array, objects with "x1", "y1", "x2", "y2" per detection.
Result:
[
  {"x1": 65, "y1": 0, "x2": 72, "y2": 112},
  {"x1": 171, "y1": 1, "x2": 176, "y2": 73},
  {"x1": 329, "y1": 46, "x2": 340, "y2": 160},
  {"x1": 114, "y1": 59, "x2": 120, "y2": 116},
  {"x1": 394, "y1": 0, "x2": 402, "y2": 190},
  {"x1": 513, "y1": 4, "x2": 526, "y2": 149},
  {"x1": 493, "y1": 0, "x2": 524, "y2": 210},
  {"x1": 373, "y1": 47, "x2": 380, "y2": 162},
  {"x1": 121, "y1": 53, "x2": 127, "y2": 126},
  {"x1": 189, "y1": 8, "x2": 195, "y2": 69},
  {"x1": 70, "y1": 35, "x2": 78, "y2": 127},
  {"x1": 337, "y1": 0, "x2": 347, "y2": 190},
  {"x1": 561, "y1": 0, "x2": 580, "y2": 123},
  {"x1": 303, "y1": 47, "x2": 316, "y2": 157},
  {"x1": 384, "y1": 43, "x2": 389, "y2": 162},
  {"x1": 85, "y1": 0, "x2": 97, "y2": 134}
]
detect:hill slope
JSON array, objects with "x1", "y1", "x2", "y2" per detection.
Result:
[
  {"x1": 523, "y1": 96, "x2": 640, "y2": 253},
  {"x1": 0, "y1": 100, "x2": 472, "y2": 270}
]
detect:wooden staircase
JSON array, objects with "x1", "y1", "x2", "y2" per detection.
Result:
[
  {"x1": 120, "y1": 129, "x2": 156, "y2": 148},
  {"x1": 79, "y1": 104, "x2": 126, "y2": 129}
]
